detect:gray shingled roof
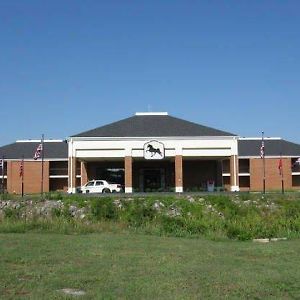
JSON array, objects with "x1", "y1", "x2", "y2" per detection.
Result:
[
  {"x1": 72, "y1": 115, "x2": 236, "y2": 137},
  {"x1": 0, "y1": 141, "x2": 68, "y2": 159},
  {"x1": 238, "y1": 139, "x2": 300, "y2": 157}
]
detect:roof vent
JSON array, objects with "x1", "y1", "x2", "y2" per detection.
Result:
[{"x1": 135, "y1": 112, "x2": 168, "y2": 116}]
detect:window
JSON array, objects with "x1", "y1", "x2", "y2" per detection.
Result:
[
  {"x1": 95, "y1": 181, "x2": 103, "y2": 186},
  {"x1": 96, "y1": 168, "x2": 124, "y2": 185},
  {"x1": 222, "y1": 159, "x2": 230, "y2": 174},
  {"x1": 292, "y1": 175, "x2": 300, "y2": 187},
  {"x1": 239, "y1": 159, "x2": 250, "y2": 173},
  {"x1": 292, "y1": 158, "x2": 300, "y2": 173},
  {"x1": 49, "y1": 161, "x2": 68, "y2": 176},
  {"x1": 86, "y1": 181, "x2": 94, "y2": 187},
  {"x1": 239, "y1": 176, "x2": 250, "y2": 188}
]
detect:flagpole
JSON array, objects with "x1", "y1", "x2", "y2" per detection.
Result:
[
  {"x1": 262, "y1": 131, "x2": 266, "y2": 194},
  {"x1": 21, "y1": 155, "x2": 24, "y2": 198},
  {"x1": 41, "y1": 134, "x2": 44, "y2": 197},
  {"x1": 280, "y1": 153, "x2": 284, "y2": 194},
  {"x1": 1, "y1": 156, "x2": 4, "y2": 195}
]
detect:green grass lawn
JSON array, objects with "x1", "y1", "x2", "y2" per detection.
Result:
[{"x1": 0, "y1": 233, "x2": 299, "y2": 299}]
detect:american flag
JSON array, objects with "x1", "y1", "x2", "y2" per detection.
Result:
[
  {"x1": 260, "y1": 140, "x2": 265, "y2": 158},
  {"x1": 294, "y1": 158, "x2": 300, "y2": 166},
  {"x1": 20, "y1": 159, "x2": 24, "y2": 177},
  {"x1": 278, "y1": 157, "x2": 283, "y2": 176},
  {"x1": 33, "y1": 143, "x2": 43, "y2": 160}
]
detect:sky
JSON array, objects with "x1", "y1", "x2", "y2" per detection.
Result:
[{"x1": 1, "y1": 0, "x2": 299, "y2": 146}]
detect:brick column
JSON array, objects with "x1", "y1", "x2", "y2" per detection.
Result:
[
  {"x1": 68, "y1": 156, "x2": 77, "y2": 193},
  {"x1": 42, "y1": 161, "x2": 50, "y2": 193},
  {"x1": 283, "y1": 158, "x2": 292, "y2": 190},
  {"x1": 230, "y1": 155, "x2": 239, "y2": 192},
  {"x1": 6, "y1": 161, "x2": 12, "y2": 194},
  {"x1": 175, "y1": 155, "x2": 183, "y2": 192},
  {"x1": 125, "y1": 156, "x2": 132, "y2": 193},
  {"x1": 81, "y1": 161, "x2": 88, "y2": 186}
]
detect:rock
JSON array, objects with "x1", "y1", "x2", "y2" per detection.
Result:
[
  {"x1": 113, "y1": 199, "x2": 123, "y2": 208},
  {"x1": 243, "y1": 200, "x2": 251, "y2": 205},
  {"x1": 153, "y1": 201, "x2": 165, "y2": 211},
  {"x1": 0, "y1": 201, "x2": 8, "y2": 209},
  {"x1": 72, "y1": 207, "x2": 88, "y2": 219},
  {"x1": 186, "y1": 196, "x2": 195, "y2": 203},
  {"x1": 166, "y1": 206, "x2": 181, "y2": 217},
  {"x1": 206, "y1": 205, "x2": 213, "y2": 212},
  {"x1": 59, "y1": 288, "x2": 86, "y2": 296},
  {"x1": 125, "y1": 197, "x2": 134, "y2": 202},
  {"x1": 69, "y1": 205, "x2": 77, "y2": 217},
  {"x1": 253, "y1": 238, "x2": 270, "y2": 243},
  {"x1": 270, "y1": 237, "x2": 287, "y2": 242}
]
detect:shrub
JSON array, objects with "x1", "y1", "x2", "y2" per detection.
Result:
[
  {"x1": 1, "y1": 193, "x2": 300, "y2": 240},
  {"x1": 91, "y1": 198, "x2": 117, "y2": 220},
  {"x1": 45, "y1": 192, "x2": 63, "y2": 200},
  {"x1": 120, "y1": 199, "x2": 157, "y2": 226},
  {"x1": 226, "y1": 222, "x2": 253, "y2": 241},
  {"x1": 0, "y1": 193, "x2": 13, "y2": 201},
  {"x1": 159, "y1": 216, "x2": 186, "y2": 236},
  {"x1": 51, "y1": 207, "x2": 62, "y2": 218},
  {"x1": 3, "y1": 207, "x2": 21, "y2": 220}
]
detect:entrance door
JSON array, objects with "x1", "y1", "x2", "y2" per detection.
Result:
[{"x1": 143, "y1": 169, "x2": 162, "y2": 192}]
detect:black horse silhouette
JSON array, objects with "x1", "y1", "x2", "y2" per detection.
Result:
[{"x1": 146, "y1": 144, "x2": 162, "y2": 157}]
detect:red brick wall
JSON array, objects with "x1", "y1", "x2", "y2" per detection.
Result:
[
  {"x1": 81, "y1": 162, "x2": 88, "y2": 186},
  {"x1": 250, "y1": 158, "x2": 292, "y2": 191},
  {"x1": 7, "y1": 161, "x2": 49, "y2": 194},
  {"x1": 125, "y1": 156, "x2": 132, "y2": 188}
]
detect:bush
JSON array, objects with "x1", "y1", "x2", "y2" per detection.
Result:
[
  {"x1": 0, "y1": 193, "x2": 300, "y2": 240},
  {"x1": 159, "y1": 216, "x2": 186, "y2": 236},
  {"x1": 0, "y1": 193, "x2": 13, "y2": 201},
  {"x1": 120, "y1": 199, "x2": 156, "y2": 226},
  {"x1": 91, "y1": 198, "x2": 117, "y2": 220},
  {"x1": 4, "y1": 207, "x2": 21, "y2": 219},
  {"x1": 45, "y1": 192, "x2": 63, "y2": 200}
]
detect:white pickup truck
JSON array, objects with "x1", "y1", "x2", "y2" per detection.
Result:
[{"x1": 78, "y1": 180, "x2": 123, "y2": 194}]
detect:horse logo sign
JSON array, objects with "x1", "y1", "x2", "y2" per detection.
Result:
[{"x1": 144, "y1": 140, "x2": 165, "y2": 160}]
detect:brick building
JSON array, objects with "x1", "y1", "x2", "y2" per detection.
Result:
[
  {"x1": 0, "y1": 140, "x2": 69, "y2": 194},
  {"x1": 0, "y1": 112, "x2": 300, "y2": 194}
]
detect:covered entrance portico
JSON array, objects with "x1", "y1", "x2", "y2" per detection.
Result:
[
  {"x1": 68, "y1": 112, "x2": 239, "y2": 193},
  {"x1": 72, "y1": 157, "x2": 235, "y2": 192},
  {"x1": 69, "y1": 152, "x2": 239, "y2": 193},
  {"x1": 74, "y1": 158, "x2": 174, "y2": 192}
]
